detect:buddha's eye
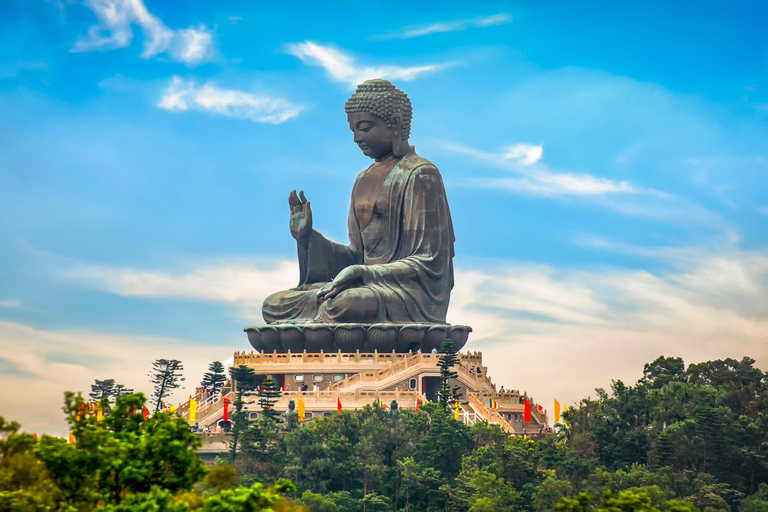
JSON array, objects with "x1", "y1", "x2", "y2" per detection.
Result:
[{"x1": 362, "y1": 127, "x2": 371, "y2": 132}]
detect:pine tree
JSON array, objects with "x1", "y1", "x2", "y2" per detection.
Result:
[
  {"x1": 437, "y1": 339, "x2": 459, "y2": 411},
  {"x1": 147, "y1": 359, "x2": 185, "y2": 412},
  {"x1": 201, "y1": 361, "x2": 227, "y2": 395},
  {"x1": 228, "y1": 364, "x2": 258, "y2": 463},
  {"x1": 89, "y1": 379, "x2": 116, "y2": 402},
  {"x1": 259, "y1": 378, "x2": 283, "y2": 424},
  {"x1": 90, "y1": 379, "x2": 133, "y2": 404}
]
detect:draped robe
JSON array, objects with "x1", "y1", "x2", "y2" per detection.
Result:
[{"x1": 262, "y1": 148, "x2": 455, "y2": 324}]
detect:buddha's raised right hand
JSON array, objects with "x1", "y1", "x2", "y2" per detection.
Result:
[{"x1": 289, "y1": 189, "x2": 312, "y2": 243}]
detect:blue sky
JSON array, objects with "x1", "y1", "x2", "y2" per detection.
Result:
[{"x1": 1, "y1": 0, "x2": 767, "y2": 434}]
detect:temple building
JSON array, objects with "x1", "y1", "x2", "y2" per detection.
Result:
[{"x1": 177, "y1": 348, "x2": 550, "y2": 459}]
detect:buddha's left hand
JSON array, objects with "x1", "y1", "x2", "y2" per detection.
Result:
[{"x1": 317, "y1": 265, "x2": 364, "y2": 302}]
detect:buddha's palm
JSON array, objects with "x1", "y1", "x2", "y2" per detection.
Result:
[{"x1": 289, "y1": 189, "x2": 312, "y2": 242}]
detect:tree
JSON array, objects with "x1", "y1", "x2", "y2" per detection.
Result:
[
  {"x1": 259, "y1": 378, "x2": 283, "y2": 424},
  {"x1": 437, "y1": 339, "x2": 459, "y2": 411},
  {"x1": 89, "y1": 379, "x2": 116, "y2": 402},
  {"x1": 228, "y1": 365, "x2": 258, "y2": 463},
  {"x1": 90, "y1": 379, "x2": 134, "y2": 403},
  {"x1": 202, "y1": 360, "x2": 228, "y2": 395},
  {"x1": 148, "y1": 359, "x2": 185, "y2": 412}
]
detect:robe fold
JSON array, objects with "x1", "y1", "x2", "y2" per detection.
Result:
[{"x1": 262, "y1": 148, "x2": 455, "y2": 324}]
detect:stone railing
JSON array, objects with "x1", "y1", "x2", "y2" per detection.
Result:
[{"x1": 467, "y1": 392, "x2": 516, "y2": 434}]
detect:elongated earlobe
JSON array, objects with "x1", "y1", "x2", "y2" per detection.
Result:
[{"x1": 393, "y1": 133, "x2": 408, "y2": 157}]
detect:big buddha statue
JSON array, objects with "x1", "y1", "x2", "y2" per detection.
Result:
[{"x1": 247, "y1": 79, "x2": 470, "y2": 353}]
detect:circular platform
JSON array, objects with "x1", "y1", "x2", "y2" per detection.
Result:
[{"x1": 244, "y1": 323, "x2": 472, "y2": 353}]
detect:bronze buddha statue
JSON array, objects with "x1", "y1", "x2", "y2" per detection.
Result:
[{"x1": 248, "y1": 79, "x2": 468, "y2": 353}]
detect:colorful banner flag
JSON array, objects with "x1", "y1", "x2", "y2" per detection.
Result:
[
  {"x1": 488, "y1": 399, "x2": 499, "y2": 409},
  {"x1": 223, "y1": 397, "x2": 231, "y2": 422},
  {"x1": 337, "y1": 398, "x2": 342, "y2": 415},
  {"x1": 298, "y1": 395, "x2": 306, "y2": 422},
  {"x1": 554, "y1": 399, "x2": 561, "y2": 424},
  {"x1": 524, "y1": 398, "x2": 531, "y2": 423},
  {"x1": 189, "y1": 397, "x2": 197, "y2": 423}
]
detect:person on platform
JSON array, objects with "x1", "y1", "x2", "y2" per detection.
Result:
[{"x1": 262, "y1": 79, "x2": 455, "y2": 325}]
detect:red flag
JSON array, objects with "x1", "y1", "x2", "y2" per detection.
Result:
[
  {"x1": 142, "y1": 406, "x2": 149, "y2": 420},
  {"x1": 33, "y1": 433, "x2": 38, "y2": 439},
  {"x1": 337, "y1": 398, "x2": 342, "y2": 415},
  {"x1": 524, "y1": 398, "x2": 531, "y2": 423},
  {"x1": 223, "y1": 397, "x2": 231, "y2": 422},
  {"x1": 415, "y1": 397, "x2": 421, "y2": 414},
  {"x1": 537, "y1": 405, "x2": 543, "y2": 413}
]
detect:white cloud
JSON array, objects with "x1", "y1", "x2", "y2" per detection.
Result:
[
  {"x1": 503, "y1": 143, "x2": 543, "y2": 165},
  {"x1": 0, "y1": 320, "x2": 226, "y2": 436},
  {"x1": 0, "y1": 300, "x2": 22, "y2": 308},
  {"x1": 285, "y1": 41, "x2": 453, "y2": 89},
  {"x1": 377, "y1": 13, "x2": 512, "y2": 40},
  {"x1": 448, "y1": 143, "x2": 638, "y2": 196},
  {"x1": 72, "y1": 0, "x2": 214, "y2": 65},
  {"x1": 157, "y1": 76, "x2": 304, "y2": 124},
  {"x1": 757, "y1": 206, "x2": 768, "y2": 216},
  {"x1": 227, "y1": 16, "x2": 243, "y2": 25},
  {"x1": 64, "y1": 257, "x2": 298, "y2": 320}
]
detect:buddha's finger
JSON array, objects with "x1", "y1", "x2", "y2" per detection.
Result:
[
  {"x1": 299, "y1": 190, "x2": 308, "y2": 204},
  {"x1": 289, "y1": 190, "x2": 300, "y2": 213}
]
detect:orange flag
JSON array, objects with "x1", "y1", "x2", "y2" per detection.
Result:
[
  {"x1": 554, "y1": 399, "x2": 561, "y2": 423},
  {"x1": 68, "y1": 432, "x2": 75, "y2": 444}
]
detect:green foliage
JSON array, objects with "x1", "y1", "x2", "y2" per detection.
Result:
[
  {"x1": 148, "y1": 359, "x2": 186, "y2": 412},
  {"x1": 0, "y1": 393, "x2": 302, "y2": 511},
  {"x1": 202, "y1": 361, "x2": 228, "y2": 395}
]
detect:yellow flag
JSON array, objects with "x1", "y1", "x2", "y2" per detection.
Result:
[
  {"x1": 554, "y1": 399, "x2": 561, "y2": 424},
  {"x1": 454, "y1": 400, "x2": 460, "y2": 421},
  {"x1": 97, "y1": 405, "x2": 104, "y2": 422},
  {"x1": 169, "y1": 404, "x2": 176, "y2": 414},
  {"x1": 189, "y1": 397, "x2": 197, "y2": 423},
  {"x1": 297, "y1": 395, "x2": 306, "y2": 423},
  {"x1": 563, "y1": 404, "x2": 569, "y2": 426}
]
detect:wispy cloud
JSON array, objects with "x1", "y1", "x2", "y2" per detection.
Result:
[
  {"x1": 376, "y1": 13, "x2": 512, "y2": 40},
  {"x1": 0, "y1": 300, "x2": 22, "y2": 308},
  {"x1": 72, "y1": 0, "x2": 214, "y2": 65},
  {"x1": 64, "y1": 257, "x2": 298, "y2": 320},
  {"x1": 757, "y1": 206, "x2": 768, "y2": 216},
  {"x1": 158, "y1": 76, "x2": 304, "y2": 124},
  {"x1": 286, "y1": 41, "x2": 453, "y2": 89},
  {"x1": 448, "y1": 143, "x2": 639, "y2": 196}
]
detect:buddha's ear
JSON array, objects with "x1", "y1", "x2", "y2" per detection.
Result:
[
  {"x1": 391, "y1": 113, "x2": 408, "y2": 157},
  {"x1": 391, "y1": 113, "x2": 403, "y2": 133}
]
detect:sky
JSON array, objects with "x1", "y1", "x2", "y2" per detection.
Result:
[{"x1": 1, "y1": 0, "x2": 767, "y2": 435}]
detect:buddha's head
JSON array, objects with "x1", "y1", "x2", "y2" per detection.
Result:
[{"x1": 345, "y1": 79, "x2": 412, "y2": 160}]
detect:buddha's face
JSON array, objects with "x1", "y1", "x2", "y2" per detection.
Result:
[{"x1": 348, "y1": 111, "x2": 398, "y2": 161}]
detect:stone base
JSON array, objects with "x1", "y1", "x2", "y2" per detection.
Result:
[{"x1": 244, "y1": 323, "x2": 472, "y2": 354}]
